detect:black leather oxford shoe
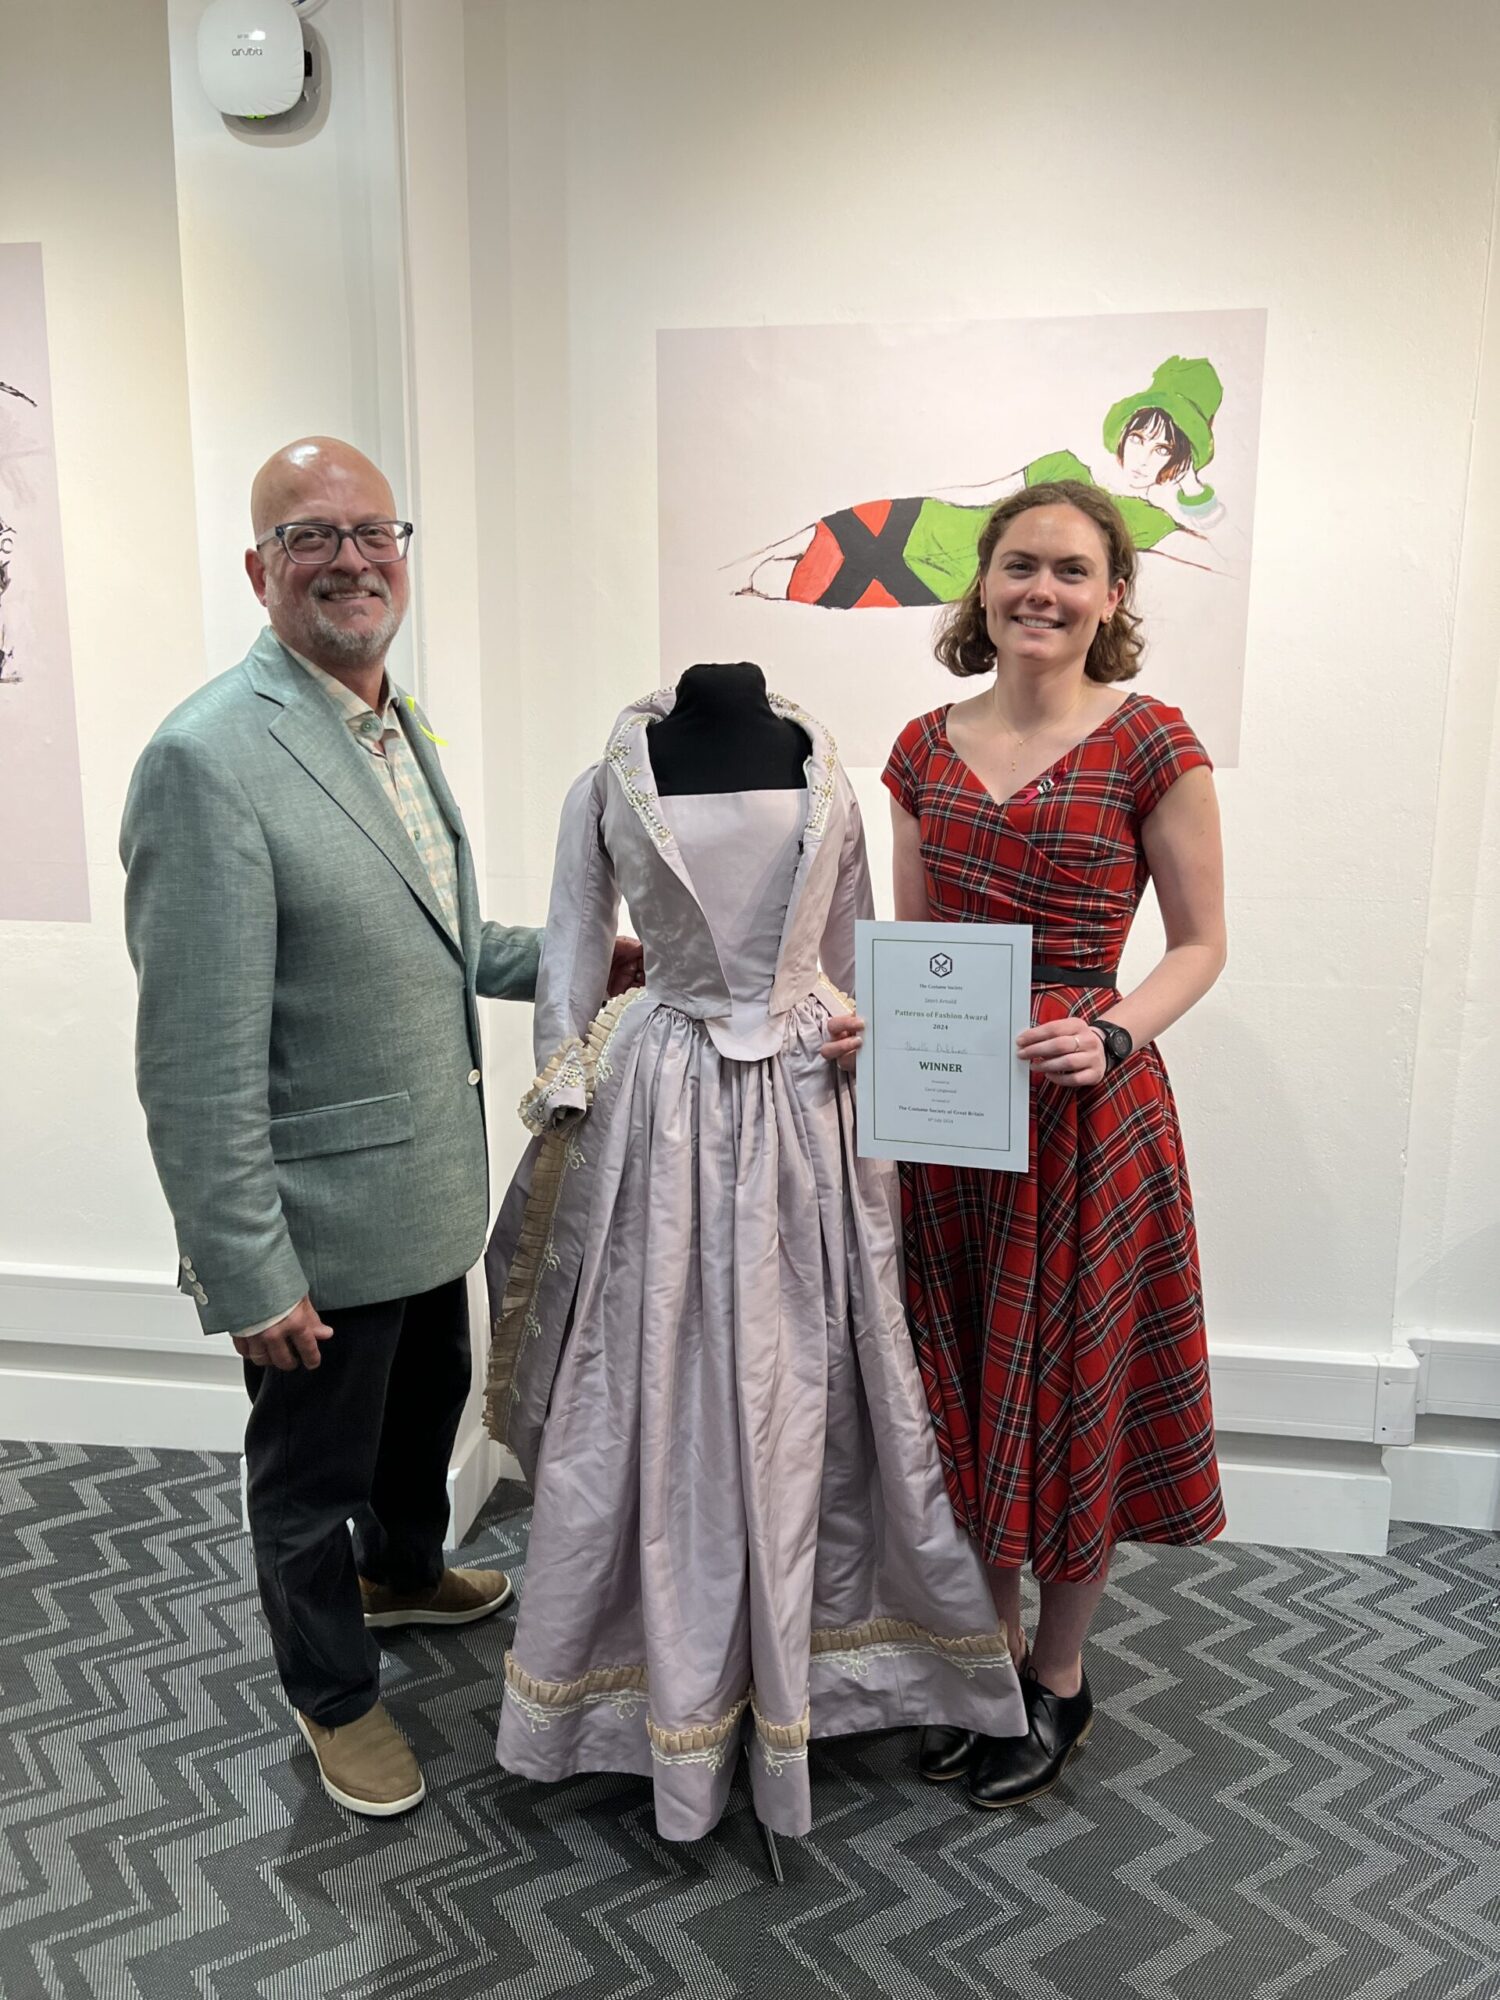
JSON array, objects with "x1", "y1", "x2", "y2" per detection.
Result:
[
  {"x1": 966, "y1": 1668, "x2": 1094, "y2": 1809},
  {"x1": 917, "y1": 1726, "x2": 977, "y2": 1783}
]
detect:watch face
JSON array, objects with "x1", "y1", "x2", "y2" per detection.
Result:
[{"x1": 1103, "y1": 1025, "x2": 1132, "y2": 1061}]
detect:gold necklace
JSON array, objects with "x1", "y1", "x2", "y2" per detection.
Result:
[{"x1": 991, "y1": 686, "x2": 1087, "y2": 764}]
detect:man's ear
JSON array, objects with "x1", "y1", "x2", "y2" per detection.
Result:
[{"x1": 246, "y1": 547, "x2": 269, "y2": 606}]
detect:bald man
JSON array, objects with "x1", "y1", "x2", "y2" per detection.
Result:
[{"x1": 121, "y1": 440, "x2": 638, "y2": 1818}]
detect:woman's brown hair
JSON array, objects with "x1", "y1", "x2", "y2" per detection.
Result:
[{"x1": 934, "y1": 480, "x2": 1145, "y2": 684}]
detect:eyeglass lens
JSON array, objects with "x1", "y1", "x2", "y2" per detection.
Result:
[{"x1": 281, "y1": 522, "x2": 409, "y2": 563}]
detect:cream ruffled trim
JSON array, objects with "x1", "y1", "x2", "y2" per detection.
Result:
[
  {"x1": 501, "y1": 1618, "x2": 1012, "y2": 1760},
  {"x1": 810, "y1": 1617, "x2": 1011, "y2": 1663},
  {"x1": 484, "y1": 988, "x2": 648, "y2": 1444},
  {"x1": 517, "y1": 1038, "x2": 588, "y2": 1136}
]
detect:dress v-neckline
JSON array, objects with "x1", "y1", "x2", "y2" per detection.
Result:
[{"x1": 940, "y1": 692, "x2": 1139, "y2": 814}]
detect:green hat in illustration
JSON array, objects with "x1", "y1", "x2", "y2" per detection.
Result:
[{"x1": 1103, "y1": 356, "x2": 1223, "y2": 472}]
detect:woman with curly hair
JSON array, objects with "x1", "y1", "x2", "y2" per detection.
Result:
[{"x1": 826, "y1": 480, "x2": 1227, "y2": 1809}]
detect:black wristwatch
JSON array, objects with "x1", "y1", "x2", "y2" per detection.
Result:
[{"x1": 1090, "y1": 1021, "x2": 1134, "y2": 1071}]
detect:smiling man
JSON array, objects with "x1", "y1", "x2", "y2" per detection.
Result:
[{"x1": 120, "y1": 437, "x2": 638, "y2": 1820}]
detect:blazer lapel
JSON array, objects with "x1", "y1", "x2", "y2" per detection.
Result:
[{"x1": 245, "y1": 632, "x2": 459, "y2": 955}]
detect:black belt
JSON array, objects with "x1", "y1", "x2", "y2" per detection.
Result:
[{"x1": 1033, "y1": 963, "x2": 1118, "y2": 989}]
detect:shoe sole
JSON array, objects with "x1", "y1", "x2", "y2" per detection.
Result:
[
  {"x1": 294, "y1": 1714, "x2": 426, "y2": 1819},
  {"x1": 968, "y1": 1715, "x2": 1094, "y2": 1811},
  {"x1": 363, "y1": 1581, "x2": 514, "y2": 1629},
  {"x1": 920, "y1": 1765, "x2": 971, "y2": 1785}
]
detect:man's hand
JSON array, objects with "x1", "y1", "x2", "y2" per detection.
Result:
[
  {"x1": 607, "y1": 935, "x2": 645, "y2": 996},
  {"x1": 233, "y1": 1295, "x2": 335, "y2": 1371}
]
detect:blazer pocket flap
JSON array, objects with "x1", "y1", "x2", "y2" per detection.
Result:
[{"x1": 270, "y1": 1091, "x2": 415, "y2": 1162}]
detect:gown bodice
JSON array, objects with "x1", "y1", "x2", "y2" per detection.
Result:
[
  {"x1": 655, "y1": 789, "x2": 808, "y2": 1058},
  {"x1": 525, "y1": 689, "x2": 871, "y2": 1101}
]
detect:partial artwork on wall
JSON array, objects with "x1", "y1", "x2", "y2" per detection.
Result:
[
  {"x1": 1, "y1": 243, "x2": 89, "y2": 921},
  {"x1": 659, "y1": 310, "x2": 1266, "y2": 768}
]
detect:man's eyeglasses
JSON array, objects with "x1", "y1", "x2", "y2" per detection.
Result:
[{"x1": 257, "y1": 520, "x2": 414, "y2": 565}]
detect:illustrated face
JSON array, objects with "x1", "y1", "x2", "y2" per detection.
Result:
[
  {"x1": 979, "y1": 505, "x2": 1125, "y2": 665},
  {"x1": 1116, "y1": 411, "x2": 1184, "y2": 492},
  {"x1": 246, "y1": 452, "x2": 409, "y2": 672}
]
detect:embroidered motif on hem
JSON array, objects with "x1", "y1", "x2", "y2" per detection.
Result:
[
  {"x1": 810, "y1": 1618, "x2": 1013, "y2": 1681},
  {"x1": 750, "y1": 1695, "x2": 811, "y2": 1776},
  {"x1": 501, "y1": 1659, "x2": 803, "y2": 1774},
  {"x1": 648, "y1": 1699, "x2": 749, "y2": 1771},
  {"x1": 502, "y1": 1653, "x2": 648, "y2": 1732}
]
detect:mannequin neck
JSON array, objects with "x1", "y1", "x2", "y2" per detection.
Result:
[
  {"x1": 670, "y1": 660, "x2": 774, "y2": 722},
  {"x1": 648, "y1": 662, "x2": 809, "y2": 795}
]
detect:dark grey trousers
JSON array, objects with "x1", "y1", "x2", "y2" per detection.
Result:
[{"x1": 242, "y1": 1276, "x2": 471, "y2": 1726}]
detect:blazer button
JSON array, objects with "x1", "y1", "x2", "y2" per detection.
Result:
[{"x1": 468, "y1": 1068, "x2": 482, "y2": 1085}]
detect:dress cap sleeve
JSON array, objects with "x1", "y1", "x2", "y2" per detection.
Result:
[
  {"x1": 882, "y1": 711, "x2": 940, "y2": 816},
  {"x1": 1126, "y1": 699, "x2": 1213, "y2": 818}
]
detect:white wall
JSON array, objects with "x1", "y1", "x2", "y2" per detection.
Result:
[
  {"x1": 0, "y1": 0, "x2": 204, "y2": 1283},
  {"x1": 1396, "y1": 144, "x2": 1500, "y2": 1344},
  {"x1": 3, "y1": 0, "x2": 1497, "y2": 1547},
  {"x1": 463, "y1": 0, "x2": 1500, "y2": 1374},
  {"x1": 165, "y1": 0, "x2": 411, "y2": 682}
]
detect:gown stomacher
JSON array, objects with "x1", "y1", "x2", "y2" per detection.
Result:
[{"x1": 483, "y1": 688, "x2": 1025, "y2": 1843}]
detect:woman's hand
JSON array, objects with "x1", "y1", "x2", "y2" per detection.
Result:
[
  {"x1": 821, "y1": 1013, "x2": 865, "y2": 1071},
  {"x1": 1016, "y1": 1017, "x2": 1106, "y2": 1089}
]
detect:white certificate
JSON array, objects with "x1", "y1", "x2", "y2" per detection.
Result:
[{"x1": 853, "y1": 919, "x2": 1032, "y2": 1172}]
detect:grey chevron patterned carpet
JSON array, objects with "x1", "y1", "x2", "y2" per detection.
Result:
[{"x1": 1, "y1": 1441, "x2": 1497, "y2": 2000}]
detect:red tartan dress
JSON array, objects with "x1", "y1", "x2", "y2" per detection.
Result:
[{"x1": 882, "y1": 694, "x2": 1225, "y2": 1582}]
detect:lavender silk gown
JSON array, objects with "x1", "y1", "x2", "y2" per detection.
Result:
[{"x1": 485, "y1": 690, "x2": 1024, "y2": 1842}]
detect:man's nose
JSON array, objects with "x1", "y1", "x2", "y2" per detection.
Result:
[{"x1": 327, "y1": 533, "x2": 368, "y2": 574}]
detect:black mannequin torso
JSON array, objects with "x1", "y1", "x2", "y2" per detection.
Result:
[{"x1": 647, "y1": 662, "x2": 809, "y2": 795}]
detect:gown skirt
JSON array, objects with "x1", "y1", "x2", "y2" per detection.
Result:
[{"x1": 487, "y1": 753, "x2": 1023, "y2": 1843}]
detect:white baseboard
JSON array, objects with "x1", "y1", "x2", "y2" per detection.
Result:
[
  {"x1": 3, "y1": 1263, "x2": 1496, "y2": 1557},
  {"x1": 1216, "y1": 1435, "x2": 1392, "y2": 1555},
  {"x1": 1384, "y1": 1418, "x2": 1500, "y2": 1532}
]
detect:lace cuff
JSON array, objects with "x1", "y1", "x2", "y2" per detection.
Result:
[
  {"x1": 518, "y1": 1038, "x2": 589, "y2": 1135},
  {"x1": 516, "y1": 987, "x2": 649, "y2": 1137}
]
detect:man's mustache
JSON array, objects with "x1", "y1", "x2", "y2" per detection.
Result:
[{"x1": 311, "y1": 572, "x2": 391, "y2": 605}]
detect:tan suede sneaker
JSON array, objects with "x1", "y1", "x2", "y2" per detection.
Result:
[
  {"x1": 295, "y1": 1702, "x2": 425, "y2": 1818},
  {"x1": 359, "y1": 1566, "x2": 514, "y2": 1629}
]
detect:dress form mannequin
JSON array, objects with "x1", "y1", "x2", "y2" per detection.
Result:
[{"x1": 647, "y1": 662, "x2": 808, "y2": 794}]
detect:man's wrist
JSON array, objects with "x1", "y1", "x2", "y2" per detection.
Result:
[{"x1": 229, "y1": 1299, "x2": 302, "y2": 1341}]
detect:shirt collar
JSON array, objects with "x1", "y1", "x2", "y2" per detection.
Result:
[{"x1": 284, "y1": 645, "x2": 404, "y2": 740}]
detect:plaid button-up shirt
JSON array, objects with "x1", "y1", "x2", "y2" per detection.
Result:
[{"x1": 291, "y1": 651, "x2": 461, "y2": 941}]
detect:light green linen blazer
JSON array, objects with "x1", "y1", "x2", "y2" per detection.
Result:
[{"x1": 120, "y1": 628, "x2": 540, "y2": 1332}]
